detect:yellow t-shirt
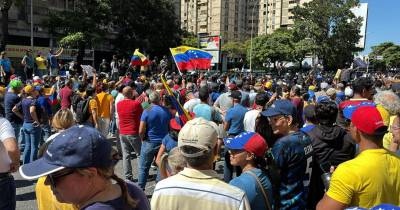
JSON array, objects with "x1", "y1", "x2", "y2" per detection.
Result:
[
  {"x1": 35, "y1": 177, "x2": 77, "y2": 210},
  {"x1": 35, "y1": 56, "x2": 47, "y2": 70},
  {"x1": 327, "y1": 149, "x2": 400, "y2": 208},
  {"x1": 96, "y1": 92, "x2": 113, "y2": 118},
  {"x1": 383, "y1": 115, "x2": 397, "y2": 149}
]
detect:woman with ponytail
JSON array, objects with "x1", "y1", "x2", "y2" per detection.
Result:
[
  {"x1": 224, "y1": 131, "x2": 273, "y2": 210},
  {"x1": 19, "y1": 125, "x2": 150, "y2": 210}
]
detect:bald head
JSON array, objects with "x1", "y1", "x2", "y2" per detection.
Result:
[{"x1": 122, "y1": 86, "x2": 133, "y2": 99}]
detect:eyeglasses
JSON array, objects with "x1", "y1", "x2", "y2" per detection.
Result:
[{"x1": 47, "y1": 168, "x2": 75, "y2": 188}]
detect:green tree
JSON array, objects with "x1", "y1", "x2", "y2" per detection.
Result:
[
  {"x1": 248, "y1": 30, "x2": 293, "y2": 70},
  {"x1": 46, "y1": 0, "x2": 112, "y2": 63},
  {"x1": 181, "y1": 32, "x2": 198, "y2": 47},
  {"x1": 222, "y1": 41, "x2": 246, "y2": 59},
  {"x1": 369, "y1": 42, "x2": 400, "y2": 70},
  {"x1": 111, "y1": 0, "x2": 181, "y2": 57},
  {"x1": 292, "y1": 0, "x2": 362, "y2": 70}
]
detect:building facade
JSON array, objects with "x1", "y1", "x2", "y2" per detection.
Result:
[{"x1": 181, "y1": 0, "x2": 310, "y2": 43}]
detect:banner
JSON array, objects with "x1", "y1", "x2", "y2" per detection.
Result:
[{"x1": 5, "y1": 45, "x2": 94, "y2": 61}]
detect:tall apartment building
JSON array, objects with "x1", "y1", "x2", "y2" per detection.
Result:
[{"x1": 181, "y1": 0, "x2": 310, "y2": 42}]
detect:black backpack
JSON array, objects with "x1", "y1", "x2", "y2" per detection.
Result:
[{"x1": 75, "y1": 97, "x2": 91, "y2": 124}]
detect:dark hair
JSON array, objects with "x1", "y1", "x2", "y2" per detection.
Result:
[
  {"x1": 255, "y1": 115, "x2": 277, "y2": 147},
  {"x1": 117, "y1": 84, "x2": 126, "y2": 93},
  {"x1": 353, "y1": 77, "x2": 373, "y2": 94},
  {"x1": 255, "y1": 93, "x2": 268, "y2": 107},
  {"x1": 360, "y1": 127, "x2": 387, "y2": 143},
  {"x1": 303, "y1": 105, "x2": 318, "y2": 124},
  {"x1": 315, "y1": 101, "x2": 338, "y2": 125},
  {"x1": 199, "y1": 87, "x2": 209, "y2": 102},
  {"x1": 78, "y1": 82, "x2": 86, "y2": 93},
  {"x1": 375, "y1": 80, "x2": 383, "y2": 88},
  {"x1": 86, "y1": 86, "x2": 95, "y2": 98}
]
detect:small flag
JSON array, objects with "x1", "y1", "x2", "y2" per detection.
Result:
[{"x1": 131, "y1": 49, "x2": 149, "y2": 66}]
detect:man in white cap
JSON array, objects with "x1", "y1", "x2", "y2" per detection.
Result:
[{"x1": 151, "y1": 118, "x2": 250, "y2": 210}]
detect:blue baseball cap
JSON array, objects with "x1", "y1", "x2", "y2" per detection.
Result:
[
  {"x1": 223, "y1": 132, "x2": 267, "y2": 157},
  {"x1": 19, "y1": 125, "x2": 112, "y2": 180},
  {"x1": 343, "y1": 101, "x2": 376, "y2": 120},
  {"x1": 316, "y1": 95, "x2": 330, "y2": 103},
  {"x1": 261, "y1": 100, "x2": 297, "y2": 117}
]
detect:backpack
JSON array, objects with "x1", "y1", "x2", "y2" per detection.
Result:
[
  {"x1": 75, "y1": 97, "x2": 91, "y2": 124},
  {"x1": 71, "y1": 93, "x2": 82, "y2": 111}
]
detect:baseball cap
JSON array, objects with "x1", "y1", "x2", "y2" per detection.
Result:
[
  {"x1": 320, "y1": 82, "x2": 329, "y2": 90},
  {"x1": 351, "y1": 106, "x2": 387, "y2": 136},
  {"x1": 223, "y1": 132, "x2": 267, "y2": 157},
  {"x1": 261, "y1": 100, "x2": 296, "y2": 117},
  {"x1": 264, "y1": 82, "x2": 272, "y2": 89},
  {"x1": 24, "y1": 85, "x2": 35, "y2": 94},
  {"x1": 308, "y1": 85, "x2": 316, "y2": 91},
  {"x1": 10, "y1": 74, "x2": 17, "y2": 80},
  {"x1": 19, "y1": 125, "x2": 113, "y2": 180},
  {"x1": 316, "y1": 95, "x2": 330, "y2": 103},
  {"x1": 10, "y1": 80, "x2": 23, "y2": 89},
  {"x1": 229, "y1": 90, "x2": 242, "y2": 100},
  {"x1": 170, "y1": 118, "x2": 182, "y2": 130},
  {"x1": 178, "y1": 118, "x2": 218, "y2": 158},
  {"x1": 228, "y1": 83, "x2": 238, "y2": 90}
]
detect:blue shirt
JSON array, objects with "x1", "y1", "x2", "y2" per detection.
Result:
[
  {"x1": 38, "y1": 96, "x2": 52, "y2": 117},
  {"x1": 225, "y1": 104, "x2": 248, "y2": 135},
  {"x1": 18, "y1": 98, "x2": 41, "y2": 123},
  {"x1": 0, "y1": 58, "x2": 11, "y2": 72},
  {"x1": 162, "y1": 133, "x2": 178, "y2": 153},
  {"x1": 140, "y1": 105, "x2": 171, "y2": 142},
  {"x1": 271, "y1": 131, "x2": 313, "y2": 210},
  {"x1": 210, "y1": 92, "x2": 220, "y2": 103},
  {"x1": 193, "y1": 103, "x2": 222, "y2": 123},
  {"x1": 300, "y1": 124, "x2": 315, "y2": 133},
  {"x1": 229, "y1": 168, "x2": 273, "y2": 210},
  {"x1": 47, "y1": 54, "x2": 58, "y2": 68}
]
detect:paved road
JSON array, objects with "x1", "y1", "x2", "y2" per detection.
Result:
[{"x1": 14, "y1": 139, "x2": 225, "y2": 210}]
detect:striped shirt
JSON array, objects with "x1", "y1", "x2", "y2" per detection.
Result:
[{"x1": 151, "y1": 168, "x2": 251, "y2": 210}]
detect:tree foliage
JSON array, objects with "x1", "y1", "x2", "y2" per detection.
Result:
[
  {"x1": 369, "y1": 42, "x2": 400, "y2": 70},
  {"x1": 222, "y1": 41, "x2": 246, "y2": 59},
  {"x1": 0, "y1": 0, "x2": 13, "y2": 51},
  {"x1": 45, "y1": 0, "x2": 112, "y2": 63},
  {"x1": 110, "y1": 0, "x2": 181, "y2": 57},
  {"x1": 292, "y1": 0, "x2": 362, "y2": 70},
  {"x1": 180, "y1": 32, "x2": 198, "y2": 48}
]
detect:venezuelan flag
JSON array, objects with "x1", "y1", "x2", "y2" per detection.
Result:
[
  {"x1": 131, "y1": 49, "x2": 149, "y2": 66},
  {"x1": 170, "y1": 46, "x2": 213, "y2": 71},
  {"x1": 160, "y1": 74, "x2": 192, "y2": 124}
]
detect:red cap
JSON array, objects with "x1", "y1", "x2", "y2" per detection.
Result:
[
  {"x1": 10, "y1": 74, "x2": 17, "y2": 80},
  {"x1": 351, "y1": 106, "x2": 387, "y2": 135},
  {"x1": 170, "y1": 118, "x2": 182, "y2": 130},
  {"x1": 228, "y1": 83, "x2": 238, "y2": 90}
]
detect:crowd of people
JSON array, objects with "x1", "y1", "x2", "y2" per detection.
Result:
[{"x1": 0, "y1": 50, "x2": 400, "y2": 210}]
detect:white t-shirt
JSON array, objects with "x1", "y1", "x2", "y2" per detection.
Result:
[
  {"x1": 243, "y1": 109, "x2": 261, "y2": 132},
  {"x1": 115, "y1": 93, "x2": 125, "y2": 119},
  {"x1": 183, "y1": 98, "x2": 201, "y2": 112},
  {"x1": 0, "y1": 118, "x2": 16, "y2": 173}
]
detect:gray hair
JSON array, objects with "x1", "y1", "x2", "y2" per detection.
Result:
[
  {"x1": 149, "y1": 91, "x2": 160, "y2": 104},
  {"x1": 374, "y1": 90, "x2": 400, "y2": 115},
  {"x1": 159, "y1": 147, "x2": 187, "y2": 176}
]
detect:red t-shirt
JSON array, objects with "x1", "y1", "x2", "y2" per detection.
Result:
[
  {"x1": 117, "y1": 99, "x2": 143, "y2": 135},
  {"x1": 59, "y1": 86, "x2": 73, "y2": 110}
]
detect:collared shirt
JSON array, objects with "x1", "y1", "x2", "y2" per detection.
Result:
[{"x1": 151, "y1": 168, "x2": 251, "y2": 210}]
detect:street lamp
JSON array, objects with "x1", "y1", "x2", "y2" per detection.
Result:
[
  {"x1": 30, "y1": 0, "x2": 34, "y2": 51},
  {"x1": 249, "y1": 0, "x2": 259, "y2": 73}
]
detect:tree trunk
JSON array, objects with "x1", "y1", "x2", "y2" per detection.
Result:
[{"x1": 0, "y1": 1, "x2": 11, "y2": 52}]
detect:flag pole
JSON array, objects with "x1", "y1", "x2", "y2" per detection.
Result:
[{"x1": 169, "y1": 48, "x2": 183, "y2": 76}]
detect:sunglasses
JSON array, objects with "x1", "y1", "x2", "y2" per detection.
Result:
[{"x1": 47, "y1": 168, "x2": 75, "y2": 188}]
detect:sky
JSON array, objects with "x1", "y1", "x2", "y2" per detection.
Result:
[{"x1": 360, "y1": 0, "x2": 400, "y2": 55}]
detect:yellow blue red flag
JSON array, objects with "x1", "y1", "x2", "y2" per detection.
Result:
[{"x1": 170, "y1": 46, "x2": 212, "y2": 71}]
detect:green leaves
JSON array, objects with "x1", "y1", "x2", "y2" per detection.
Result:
[
  {"x1": 59, "y1": 32, "x2": 86, "y2": 48},
  {"x1": 292, "y1": 0, "x2": 362, "y2": 70},
  {"x1": 369, "y1": 42, "x2": 400, "y2": 70}
]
